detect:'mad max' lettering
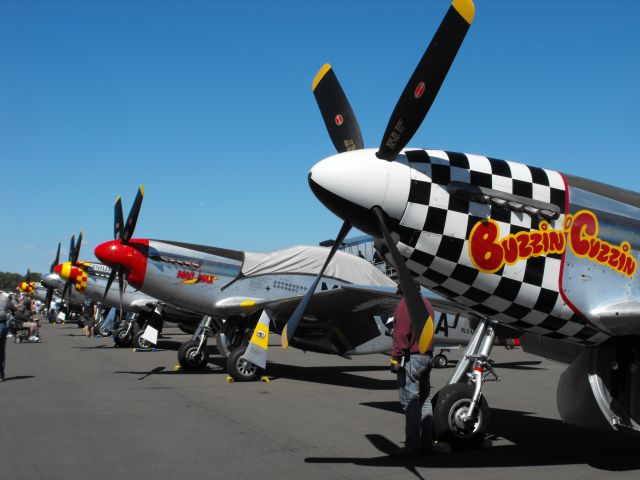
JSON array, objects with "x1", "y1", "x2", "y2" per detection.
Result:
[
  {"x1": 469, "y1": 210, "x2": 636, "y2": 278},
  {"x1": 177, "y1": 270, "x2": 218, "y2": 284}
]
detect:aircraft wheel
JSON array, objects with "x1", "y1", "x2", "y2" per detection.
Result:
[
  {"x1": 433, "y1": 354, "x2": 448, "y2": 368},
  {"x1": 433, "y1": 383, "x2": 489, "y2": 449},
  {"x1": 178, "y1": 340, "x2": 209, "y2": 370},
  {"x1": 133, "y1": 330, "x2": 154, "y2": 350},
  {"x1": 98, "y1": 323, "x2": 112, "y2": 337},
  {"x1": 113, "y1": 327, "x2": 133, "y2": 347},
  {"x1": 226, "y1": 347, "x2": 261, "y2": 382}
]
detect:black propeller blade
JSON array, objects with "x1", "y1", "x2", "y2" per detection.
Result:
[
  {"x1": 372, "y1": 207, "x2": 433, "y2": 353},
  {"x1": 68, "y1": 234, "x2": 76, "y2": 262},
  {"x1": 45, "y1": 242, "x2": 62, "y2": 309},
  {"x1": 71, "y1": 230, "x2": 83, "y2": 264},
  {"x1": 102, "y1": 186, "x2": 143, "y2": 312},
  {"x1": 123, "y1": 186, "x2": 144, "y2": 243},
  {"x1": 61, "y1": 234, "x2": 76, "y2": 300},
  {"x1": 102, "y1": 267, "x2": 118, "y2": 303},
  {"x1": 114, "y1": 196, "x2": 124, "y2": 241},
  {"x1": 312, "y1": 64, "x2": 364, "y2": 153},
  {"x1": 118, "y1": 267, "x2": 125, "y2": 323},
  {"x1": 51, "y1": 242, "x2": 61, "y2": 272},
  {"x1": 377, "y1": 0, "x2": 474, "y2": 160},
  {"x1": 282, "y1": 220, "x2": 351, "y2": 349}
]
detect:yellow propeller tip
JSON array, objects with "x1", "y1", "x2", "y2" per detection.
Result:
[
  {"x1": 139, "y1": 185, "x2": 145, "y2": 196},
  {"x1": 312, "y1": 63, "x2": 332, "y2": 92},
  {"x1": 452, "y1": 0, "x2": 475, "y2": 24}
]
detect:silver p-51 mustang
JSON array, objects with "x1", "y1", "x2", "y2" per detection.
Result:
[{"x1": 297, "y1": 0, "x2": 640, "y2": 445}]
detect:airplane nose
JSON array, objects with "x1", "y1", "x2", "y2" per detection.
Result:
[
  {"x1": 94, "y1": 240, "x2": 126, "y2": 268},
  {"x1": 53, "y1": 264, "x2": 62, "y2": 275},
  {"x1": 308, "y1": 149, "x2": 411, "y2": 234},
  {"x1": 94, "y1": 239, "x2": 149, "y2": 289}
]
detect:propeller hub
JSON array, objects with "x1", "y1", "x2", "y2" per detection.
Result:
[
  {"x1": 94, "y1": 239, "x2": 149, "y2": 288},
  {"x1": 308, "y1": 149, "x2": 412, "y2": 235}
]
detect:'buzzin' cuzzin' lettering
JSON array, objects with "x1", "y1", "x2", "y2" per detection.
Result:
[{"x1": 468, "y1": 210, "x2": 637, "y2": 278}]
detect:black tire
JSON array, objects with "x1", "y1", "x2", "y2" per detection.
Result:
[
  {"x1": 433, "y1": 383, "x2": 489, "y2": 449},
  {"x1": 226, "y1": 347, "x2": 262, "y2": 382},
  {"x1": 177, "y1": 340, "x2": 209, "y2": 370},
  {"x1": 113, "y1": 327, "x2": 133, "y2": 347},
  {"x1": 133, "y1": 329, "x2": 154, "y2": 350},
  {"x1": 98, "y1": 322, "x2": 112, "y2": 337},
  {"x1": 433, "y1": 354, "x2": 448, "y2": 368}
]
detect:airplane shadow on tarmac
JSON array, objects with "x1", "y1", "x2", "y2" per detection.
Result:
[
  {"x1": 306, "y1": 402, "x2": 640, "y2": 473},
  {"x1": 1, "y1": 375, "x2": 35, "y2": 382},
  {"x1": 114, "y1": 358, "x2": 397, "y2": 390}
]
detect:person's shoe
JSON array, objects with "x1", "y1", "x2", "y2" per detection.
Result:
[
  {"x1": 28, "y1": 335, "x2": 38, "y2": 341},
  {"x1": 7, "y1": 333, "x2": 13, "y2": 338},
  {"x1": 389, "y1": 446, "x2": 426, "y2": 458}
]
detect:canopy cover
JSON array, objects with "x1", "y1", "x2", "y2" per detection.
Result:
[{"x1": 242, "y1": 245, "x2": 396, "y2": 287}]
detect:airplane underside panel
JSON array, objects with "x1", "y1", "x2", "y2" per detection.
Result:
[{"x1": 557, "y1": 342, "x2": 640, "y2": 435}]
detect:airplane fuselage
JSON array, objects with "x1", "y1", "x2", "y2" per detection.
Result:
[{"x1": 309, "y1": 148, "x2": 640, "y2": 345}]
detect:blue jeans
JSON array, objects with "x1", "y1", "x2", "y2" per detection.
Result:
[
  {"x1": 0, "y1": 322, "x2": 8, "y2": 379},
  {"x1": 397, "y1": 353, "x2": 433, "y2": 449}
]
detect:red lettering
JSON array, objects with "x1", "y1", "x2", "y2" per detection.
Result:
[
  {"x1": 569, "y1": 211, "x2": 597, "y2": 256},
  {"x1": 501, "y1": 237, "x2": 518, "y2": 265},
  {"x1": 469, "y1": 220, "x2": 504, "y2": 273}
]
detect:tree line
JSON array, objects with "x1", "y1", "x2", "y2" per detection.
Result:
[{"x1": 0, "y1": 271, "x2": 43, "y2": 292}]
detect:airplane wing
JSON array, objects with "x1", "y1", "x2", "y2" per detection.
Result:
[{"x1": 224, "y1": 284, "x2": 478, "y2": 356}]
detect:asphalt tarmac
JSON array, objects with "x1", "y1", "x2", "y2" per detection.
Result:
[{"x1": 1, "y1": 321, "x2": 639, "y2": 480}]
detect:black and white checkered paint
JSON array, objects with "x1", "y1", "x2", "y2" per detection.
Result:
[{"x1": 391, "y1": 149, "x2": 610, "y2": 345}]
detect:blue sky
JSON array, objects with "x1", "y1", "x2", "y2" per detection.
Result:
[{"x1": 1, "y1": 0, "x2": 638, "y2": 274}]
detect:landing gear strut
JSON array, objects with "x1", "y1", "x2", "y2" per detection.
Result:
[
  {"x1": 177, "y1": 316, "x2": 221, "y2": 371},
  {"x1": 433, "y1": 317, "x2": 500, "y2": 448}
]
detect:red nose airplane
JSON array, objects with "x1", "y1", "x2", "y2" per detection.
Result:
[{"x1": 94, "y1": 187, "x2": 490, "y2": 381}]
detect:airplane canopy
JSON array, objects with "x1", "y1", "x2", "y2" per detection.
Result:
[{"x1": 241, "y1": 245, "x2": 396, "y2": 287}]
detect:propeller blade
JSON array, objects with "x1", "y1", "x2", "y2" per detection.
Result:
[
  {"x1": 68, "y1": 235, "x2": 75, "y2": 262},
  {"x1": 61, "y1": 280, "x2": 71, "y2": 301},
  {"x1": 372, "y1": 207, "x2": 434, "y2": 353},
  {"x1": 123, "y1": 185, "x2": 144, "y2": 243},
  {"x1": 45, "y1": 288, "x2": 54, "y2": 310},
  {"x1": 71, "y1": 230, "x2": 83, "y2": 264},
  {"x1": 25, "y1": 268, "x2": 31, "y2": 282},
  {"x1": 282, "y1": 220, "x2": 351, "y2": 349},
  {"x1": 51, "y1": 242, "x2": 61, "y2": 273},
  {"x1": 118, "y1": 267, "x2": 125, "y2": 323},
  {"x1": 114, "y1": 196, "x2": 125, "y2": 240},
  {"x1": 102, "y1": 267, "x2": 118, "y2": 303},
  {"x1": 377, "y1": 0, "x2": 475, "y2": 160},
  {"x1": 312, "y1": 64, "x2": 364, "y2": 153}
]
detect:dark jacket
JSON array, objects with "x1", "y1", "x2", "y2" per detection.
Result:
[{"x1": 391, "y1": 297, "x2": 435, "y2": 359}]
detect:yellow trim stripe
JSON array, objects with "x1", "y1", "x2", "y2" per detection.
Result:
[
  {"x1": 452, "y1": 0, "x2": 475, "y2": 24},
  {"x1": 250, "y1": 323, "x2": 270, "y2": 350},
  {"x1": 418, "y1": 315, "x2": 435, "y2": 354},
  {"x1": 281, "y1": 325, "x2": 289, "y2": 350},
  {"x1": 61, "y1": 262, "x2": 72, "y2": 280},
  {"x1": 312, "y1": 64, "x2": 332, "y2": 92},
  {"x1": 240, "y1": 300, "x2": 256, "y2": 308}
]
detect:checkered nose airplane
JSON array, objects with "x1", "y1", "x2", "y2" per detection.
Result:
[
  {"x1": 50, "y1": 231, "x2": 202, "y2": 344},
  {"x1": 296, "y1": 0, "x2": 640, "y2": 445},
  {"x1": 93, "y1": 186, "x2": 486, "y2": 381}
]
